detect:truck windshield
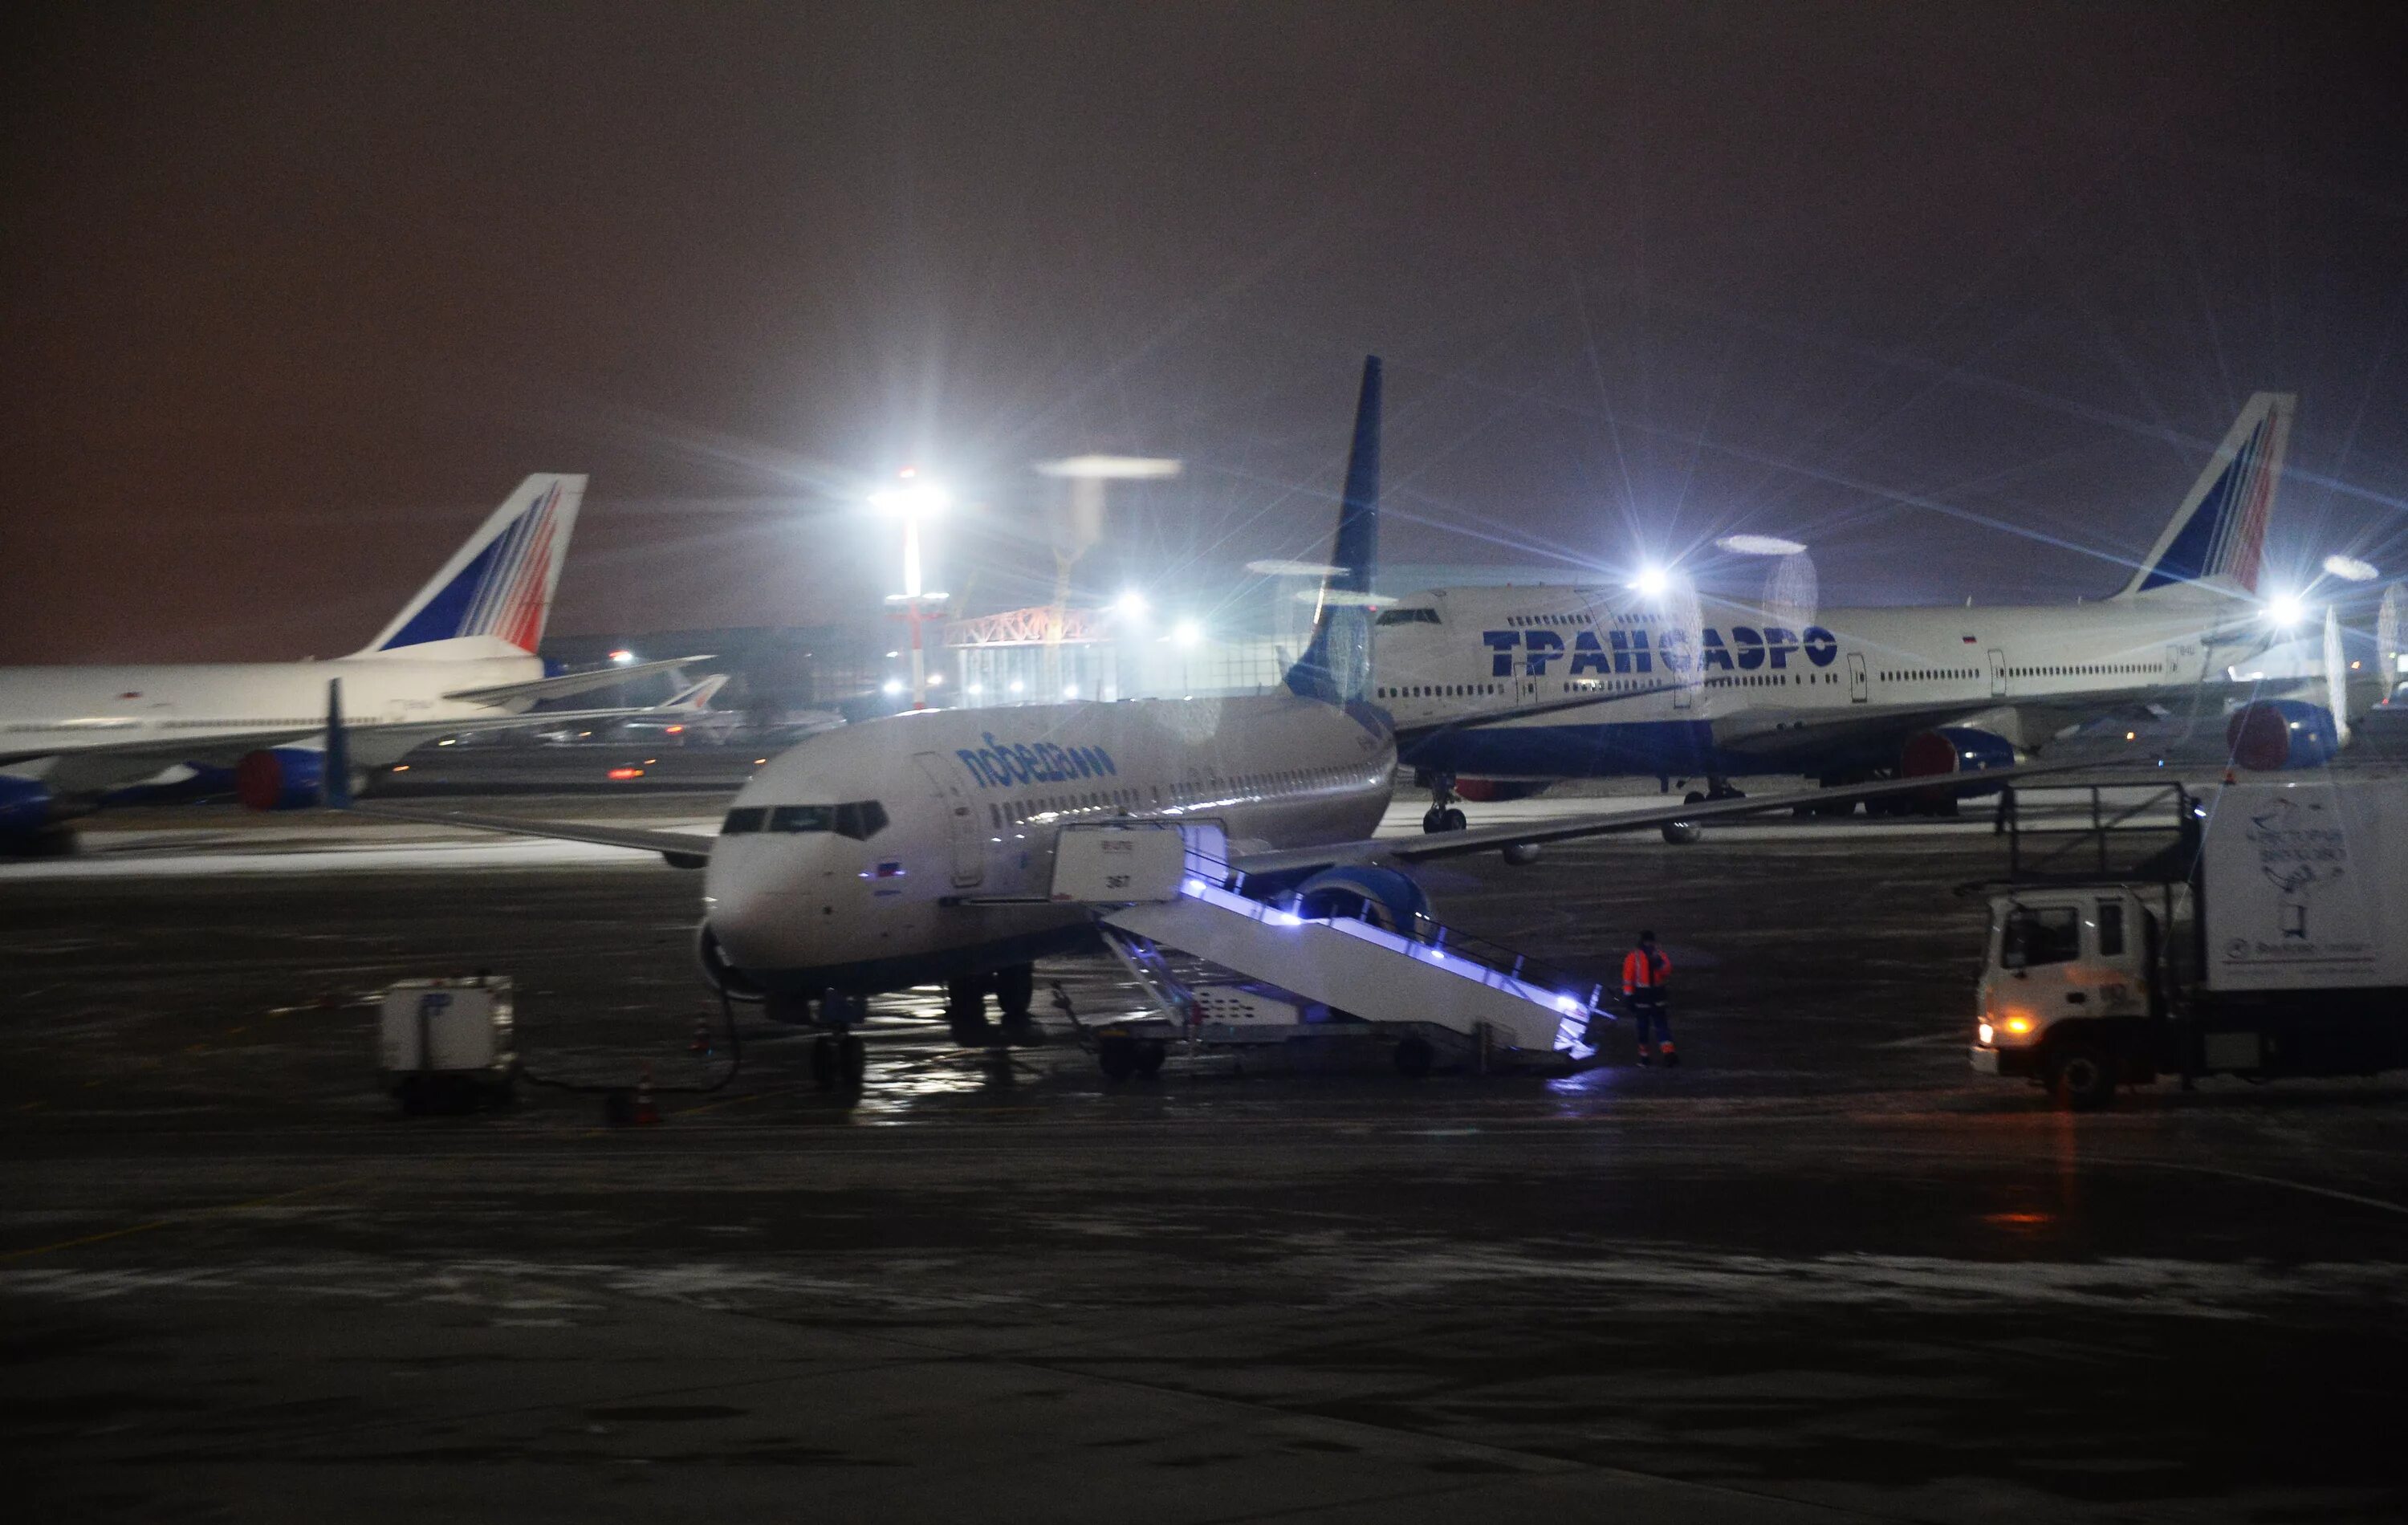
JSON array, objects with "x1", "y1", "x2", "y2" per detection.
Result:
[{"x1": 2001, "y1": 905, "x2": 2081, "y2": 969}]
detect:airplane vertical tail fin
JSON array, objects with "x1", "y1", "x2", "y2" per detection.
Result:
[
  {"x1": 351, "y1": 474, "x2": 587, "y2": 658},
  {"x1": 1282, "y1": 357, "x2": 1382, "y2": 705},
  {"x1": 660, "y1": 674, "x2": 730, "y2": 712},
  {"x1": 2116, "y1": 394, "x2": 2292, "y2": 600}
]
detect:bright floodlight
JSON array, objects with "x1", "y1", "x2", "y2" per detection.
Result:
[
  {"x1": 1008, "y1": 678, "x2": 1025, "y2": 694},
  {"x1": 926, "y1": 671, "x2": 944, "y2": 687},
  {"x1": 1631, "y1": 565, "x2": 1671, "y2": 598},
  {"x1": 1715, "y1": 533, "x2": 1808, "y2": 557},
  {"x1": 869, "y1": 473, "x2": 951, "y2": 518},
  {"x1": 1035, "y1": 455, "x2": 1182, "y2": 481},
  {"x1": 2324, "y1": 554, "x2": 2379, "y2": 583},
  {"x1": 2265, "y1": 592, "x2": 2308, "y2": 629},
  {"x1": 609, "y1": 649, "x2": 636, "y2": 665},
  {"x1": 1062, "y1": 683, "x2": 1080, "y2": 699},
  {"x1": 881, "y1": 677, "x2": 905, "y2": 697},
  {"x1": 1113, "y1": 589, "x2": 1149, "y2": 619},
  {"x1": 1172, "y1": 619, "x2": 1204, "y2": 649}
]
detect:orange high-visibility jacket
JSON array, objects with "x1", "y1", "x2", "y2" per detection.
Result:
[{"x1": 1622, "y1": 946, "x2": 1670, "y2": 996}]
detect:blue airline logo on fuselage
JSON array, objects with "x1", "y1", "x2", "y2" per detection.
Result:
[
  {"x1": 955, "y1": 732, "x2": 1119, "y2": 790},
  {"x1": 1482, "y1": 624, "x2": 1840, "y2": 677}
]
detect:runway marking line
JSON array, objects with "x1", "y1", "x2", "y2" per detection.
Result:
[{"x1": 0, "y1": 1175, "x2": 364, "y2": 1263}]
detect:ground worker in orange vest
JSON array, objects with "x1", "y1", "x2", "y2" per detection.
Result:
[{"x1": 1622, "y1": 929, "x2": 1677, "y2": 1067}]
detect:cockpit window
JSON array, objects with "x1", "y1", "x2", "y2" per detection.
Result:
[
  {"x1": 834, "y1": 801, "x2": 889, "y2": 840},
  {"x1": 721, "y1": 807, "x2": 767, "y2": 836},
  {"x1": 1375, "y1": 607, "x2": 1441, "y2": 626},
  {"x1": 747, "y1": 802, "x2": 889, "y2": 840}
]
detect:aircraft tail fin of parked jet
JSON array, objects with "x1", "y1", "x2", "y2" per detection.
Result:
[
  {"x1": 1283, "y1": 356, "x2": 1382, "y2": 706},
  {"x1": 352, "y1": 474, "x2": 587, "y2": 658},
  {"x1": 2116, "y1": 393, "x2": 2292, "y2": 601}
]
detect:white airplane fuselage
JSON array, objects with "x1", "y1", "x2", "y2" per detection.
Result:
[
  {"x1": 702, "y1": 693, "x2": 1394, "y2": 997},
  {"x1": 1375, "y1": 586, "x2": 2269, "y2": 780},
  {"x1": 1, "y1": 645, "x2": 545, "y2": 788}
]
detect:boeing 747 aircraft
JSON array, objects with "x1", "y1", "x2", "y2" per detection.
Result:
[
  {"x1": 1371, "y1": 394, "x2": 2329, "y2": 832},
  {"x1": 0, "y1": 475, "x2": 702, "y2": 853}
]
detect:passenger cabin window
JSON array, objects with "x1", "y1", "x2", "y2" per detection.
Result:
[
  {"x1": 2001, "y1": 905, "x2": 2081, "y2": 969},
  {"x1": 2097, "y1": 901, "x2": 2125, "y2": 958}
]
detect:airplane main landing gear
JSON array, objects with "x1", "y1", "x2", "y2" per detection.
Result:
[
  {"x1": 1422, "y1": 774, "x2": 1466, "y2": 833},
  {"x1": 946, "y1": 974, "x2": 993, "y2": 1044}
]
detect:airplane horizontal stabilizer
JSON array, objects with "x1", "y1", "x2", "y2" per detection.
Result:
[{"x1": 441, "y1": 655, "x2": 714, "y2": 707}]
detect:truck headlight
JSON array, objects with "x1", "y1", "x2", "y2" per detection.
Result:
[{"x1": 1978, "y1": 1023, "x2": 1995, "y2": 1046}]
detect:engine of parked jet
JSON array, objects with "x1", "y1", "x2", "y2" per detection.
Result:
[
  {"x1": 234, "y1": 747, "x2": 325, "y2": 811},
  {"x1": 2225, "y1": 700, "x2": 2342, "y2": 771},
  {"x1": 1451, "y1": 779, "x2": 1546, "y2": 803},
  {"x1": 1902, "y1": 726, "x2": 2018, "y2": 785},
  {"x1": 0, "y1": 775, "x2": 55, "y2": 840},
  {"x1": 1292, "y1": 865, "x2": 1433, "y2": 934}
]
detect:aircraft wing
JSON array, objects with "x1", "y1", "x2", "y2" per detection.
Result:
[
  {"x1": 346, "y1": 802, "x2": 718, "y2": 868},
  {"x1": 441, "y1": 656, "x2": 714, "y2": 706},
  {"x1": 1226, "y1": 760, "x2": 2085, "y2": 878}
]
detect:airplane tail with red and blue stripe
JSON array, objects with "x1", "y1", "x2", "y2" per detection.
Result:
[
  {"x1": 351, "y1": 474, "x2": 586, "y2": 659},
  {"x1": 2116, "y1": 394, "x2": 2291, "y2": 601}
]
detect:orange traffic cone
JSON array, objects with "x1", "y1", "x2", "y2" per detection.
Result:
[
  {"x1": 689, "y1": 1016, "x2": 712, "y2": 1055},
  {"x1": 633, "y1": 1062, "x2": 660, "y2": 1125}
]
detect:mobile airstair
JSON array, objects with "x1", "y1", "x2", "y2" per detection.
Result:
[{"x1": 1049, "y1": 821, "x2": 1605, "y2": 1077}]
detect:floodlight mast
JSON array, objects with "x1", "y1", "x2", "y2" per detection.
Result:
[{"x1": 872, "y1": 470, "x2": 953, "y2": 710}]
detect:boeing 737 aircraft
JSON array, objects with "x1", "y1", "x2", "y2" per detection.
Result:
[
  {"x1": 0, "y1": 474, "x2": 703, "y2": 853},
  {"x1": 363, "y1": 358, "x2": 2101, "y2": 1084},
  {"x1": 1371, "y1": 393, "x2": 2328, "y2": 831}
]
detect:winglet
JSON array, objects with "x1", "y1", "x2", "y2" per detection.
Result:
[
  {"x1": 323, "y1": 679, "x2": 353, "y2": 809},
  {"x1": 1282, "y1": 356, "x2": 1382, "y2": 705}
]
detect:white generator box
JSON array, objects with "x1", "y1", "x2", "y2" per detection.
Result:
[{"x1": 380, "y1": 978, "x2": 516, "y2": 1080}]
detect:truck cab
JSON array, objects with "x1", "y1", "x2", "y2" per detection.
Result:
[{"x1": 1975, "y1": 888, "x2": 2160, "y2": 1108}]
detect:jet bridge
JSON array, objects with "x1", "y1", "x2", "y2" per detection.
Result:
[{"x1": 1051, "y1": 820, "x2": 1602, "y2": 1075}]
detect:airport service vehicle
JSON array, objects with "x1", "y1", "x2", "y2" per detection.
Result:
[
  {"x1": 380, "y1": 976, "x2": 518, "y2": 1113},
  {"x1": 0, "y1": 474, "x2": 704, "y2": 854},
  {"x1": 1971, "y1": 778, "x2": 2408, "y2": 1108},
  {"x1": 1373, "y1": 393, "x2": 2334, "y2": 834},
  {"x1": 358, "y1": 357, "x2": 2075, "y2": 1090}
]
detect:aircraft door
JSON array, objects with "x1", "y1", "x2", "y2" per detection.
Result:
[
  {"x1": 1989, "y1": 649, "x2": 2007, "y2": 698},
  {"x1": 1846, "y1": 652, "x2": 1868, "y2": 703},
  {"x1": 911, "y1": 751, "x2": 984, "y2": 889}
]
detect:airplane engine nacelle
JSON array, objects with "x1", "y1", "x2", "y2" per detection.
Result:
[
  {"x1": 234, "y1": 747, "x2": 325, "y2": 811},
  {"x1": 0, "y1": 775, "x2": 55, "y2": 837},
  {"x1": 1452, "y1": 779, "x2": 1546, "y2": 803},
  {"x1": 1901, "y1": 726, "x2": 2018, "y2": 795},
  {"x1": 1293, "y1": 866, "x2": 1433, "y2": 935},
  {"x1": 2225, "y1": 700, "x2": 2341, "y2": 771}
]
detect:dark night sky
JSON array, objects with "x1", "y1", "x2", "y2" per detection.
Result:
[{"x1": 5, "y1": 1, "x2": 2405, "y2": 663}]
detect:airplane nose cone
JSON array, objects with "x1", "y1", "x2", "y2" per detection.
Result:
[{"x1": 703, "y1": 842, "x2": 813, "y2": 970}]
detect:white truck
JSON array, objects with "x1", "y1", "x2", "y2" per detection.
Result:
[{"x1": 1973, "y1": 779, "x2": 2408, "y2": 1108}]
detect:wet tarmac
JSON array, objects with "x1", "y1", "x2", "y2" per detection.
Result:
[{"x1": 6, "y1": 797, "x2": 2407, "y2": 1522}]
